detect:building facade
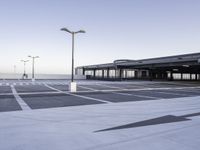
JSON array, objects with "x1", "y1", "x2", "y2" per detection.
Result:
[{"x1": 76, "y1": 53, "x2": 200, "y2": 81}]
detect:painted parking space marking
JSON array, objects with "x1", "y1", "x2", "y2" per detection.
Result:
[
  {"x1": 153, "y1": 91, "x2": 189, "y2": 96},
  {"x1": 78, "y1": 85, "x2": 98, "y2": 91},
  {"x1": 111, "y1": 92, "x2": 159, "y2": 99},
  {"x1": 169, "y1": 89, "x2": 200, "y2": 95},
  {"x1": 44, "y1": 84, "x2": 112, "y2": 104},
  {"x1": 10, "y1": 85, "x2": 31, "y2": 110},
  {"x1": 97, "y1": 84, "x2": 124, "y2": 90}
]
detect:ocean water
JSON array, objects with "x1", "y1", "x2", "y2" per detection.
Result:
[{"x1": 0, "y1": 73, "x2": 85, "y2": 79}]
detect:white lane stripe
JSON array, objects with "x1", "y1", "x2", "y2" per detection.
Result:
[
  {"x1": 10, "y1": 85, "x2": 31, "y2": 110},
  {"x1": 172, "y1": 89, "x2": 200, "y2": 94},
  {"x1": 0, "y1": 83, "x2": 2, "y2": 86},
  {"x1": 6, "y1": 83, "x2": 9, "y2": 86},
  {"x1": 97, "y1": 84, "x2": 123, "y2": 90},
  {"x1": 0, "y1": 91, "x2": 62, "y2": 96},
  {"x1": 44, "y1": 84, "x2": 112, "y2": 104},
  {"x1": 111, "y1": 92, "x2": 159, "y2": 99},
  {"x1": 40, "y1": 86, "x2": 199, "y2": 94},
  {"x1": 42, "y1": 84, "x2": 62, "y2": 93},
  {"x1": 78, "y1": 85, "x2": 97, "y2": 91},
  {"x1": 154, "y1": 91, "x2": 189, "y2": 96}
]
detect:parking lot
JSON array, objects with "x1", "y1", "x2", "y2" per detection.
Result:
[
  {"x1": 1, "y1": 79, "x2": 200, "y2": 150},
  {"x1": 1, "y1": 79, "x2": 200, "y2": 112}
]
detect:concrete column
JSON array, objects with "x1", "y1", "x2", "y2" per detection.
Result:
[
  {"x1": 119, "y1": 69, "x2": 122, "y2": 80},
  {"x1": 82, "y1": 68, "x2": 85, "y2": 75},
  {"x1": 149, "y1": 70, "x2": 153, "y2": 81},
  {"x1": 102, "y1": 70, "x2": 104, "y2": 78},
  {"x1": 135, "y1": 70, "x2": 138, "y2": 79},
  {"x1": 181, "y1": 73, "x2": 183, "y2": 80},
  {"x1": 195, "y1": 74, "x2": 198, "y2": 81},
  {"x1": 170, "y1": 71, "x2": 173, "y2": 81},
  {"x1": 107, "y1": 68, "x2": 110, "y2": 79},
  {"x1": 93, "y1": 69, "x2": 96, "y2": 77}
]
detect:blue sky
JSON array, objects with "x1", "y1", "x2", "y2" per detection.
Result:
[{"x1": 0, "y1": 0, "x2": 200, "y2": 74}]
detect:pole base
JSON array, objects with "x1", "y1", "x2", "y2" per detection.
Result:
[
  {"x1": 69, "y1": 82, "x2": 77, "y2": 92},
  {"x1": 32, "y1": 78, "x2": 35, "y2": 82}
]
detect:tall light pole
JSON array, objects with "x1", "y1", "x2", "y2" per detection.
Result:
[
  {"x1": 21, "y1": 60, "x2": 29, "y2": 79},
  {"x1": 28, "y1": 55, "x2": 39, "y2": 82},
  {"x1": 14, "y1": 65, "x2": 16, "y2": 74},
  {"x1": 61, "y1": 27, "x2": 85, "y2": 92}
]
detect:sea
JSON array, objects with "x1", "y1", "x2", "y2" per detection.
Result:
[{"x1": 0, "y1": 73, "x2": 85, "y2": 80}]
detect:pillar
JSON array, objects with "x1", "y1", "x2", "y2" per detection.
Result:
[
  {"x1": 102, "y1": 69, "x2": 104, "y2": 78},
  {"x1": 93, "y1": 69, "x2": 96, "y2": 78},
  {"x1": 107, "y1": 68, "x2": 110, "y2": 79}
]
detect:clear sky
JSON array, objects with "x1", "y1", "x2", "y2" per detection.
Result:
[{"x1": 0, "y1": 0, "x2": 200, "y2": 74}]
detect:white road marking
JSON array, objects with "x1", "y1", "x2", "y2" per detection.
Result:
[
  {"x1": 111, "y1": 92, "x2": 159, "y2": 99},
  {"x1": 0, "y1": 91, "x2": 62, "y2": 96},
  {"x1": 10, "y1": 85, "x2": 31, "y2": 110},
  {"x1": 0, "y1": 93, "x2": 13, "y2": 96},
  {"x1": 78, "y1": 85, "x2": 97, "y2": 91},
  {"x1": 172, "y1": 89, "x2": 200, "y2": 95},
  {"x1": 154, "y1": 91, "x2": 189, "y2": 96},
  {"x1": 44, "y1": 84, "x2": 112, "y2": 104},
  {"x1": 6, "y1": 83, "x2": 9, "y2": 86},
  {"x1": 97, "y1": 84, "x2": 124, "y2": 90}
]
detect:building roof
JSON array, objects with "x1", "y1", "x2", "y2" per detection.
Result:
[{"x1": 77, "y1": 52, "x2": 200, "y2": 70}]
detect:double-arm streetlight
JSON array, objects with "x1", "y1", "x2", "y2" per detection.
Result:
[
  {"x1": 21, "y1": 60, "x2": 29, "y2": 79},
  {"x1": 61, "y1": 28, "x2": 85, "y2": 92},
  {"x1": 28, "y1": 55, "x2": 39, "y2": 81}
]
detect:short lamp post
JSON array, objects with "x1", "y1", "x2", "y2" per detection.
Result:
[
  {"x1": 61, "y1": 27, "x2": 85, "y2": 92},
  {"x1": 28, "y1": 55, "x2": 39, "y2": 82},
  {"x1": 21, "y1": 60, "x2": 29, "y2": 79}
]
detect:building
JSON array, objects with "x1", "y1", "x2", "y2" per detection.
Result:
[{"x1": 76, "y1": 52, "x2": 200, "y2": 81}]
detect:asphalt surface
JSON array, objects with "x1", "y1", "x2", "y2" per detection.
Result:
[{"x1": 0, "y1": 79, "x2": 200, "y2": 112}]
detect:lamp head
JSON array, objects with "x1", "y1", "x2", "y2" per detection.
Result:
[
  {"x1": 60, "y1": 28, "x2": 72, "y2": 33},
  {"x1": 75, "y1": 30, "x2": 86, "y2": 34}
]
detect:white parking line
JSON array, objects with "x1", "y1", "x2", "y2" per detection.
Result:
[
  {"x1": 111, "y1": 92, "x2": 159, "y2": 99},
  {"x1": 78, "y1": 85, "x2": 97, "y2": 91},
  {"x1": 10, "y1": 85, "x2": 31, "y2": 110},
  {"x1": 0, "y1": 91, "x2": 61, "y2": 96},
  {"x1": 172, "y1": 89, "x2": 200, "y2": 95},
  {"x1": 97, "y1": 84, "x2": 123, "y2": 89},
  {"x1": 44, "y1": 84, "x2": 112, "y2": 104},
  {"x1": 154, "y1": 91, "x2": 189, "y2": 96}
]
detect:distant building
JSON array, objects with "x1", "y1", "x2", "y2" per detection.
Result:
[{"x1": 76, "y1": 53, "x2": 200, "y2": 81}]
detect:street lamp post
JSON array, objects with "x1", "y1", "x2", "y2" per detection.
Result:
[
  {"x1": 21, "y1": 60, "x2": 29, "y2": 79},
  {"x1": 14, "y1": 65, "x2": 16, "y2": 74},
  {"x1": 61, "y1": 28, "x2": 85, "y2": 92},
  {"x1": 28, "y1": 55, "x2": 39, "y2": 82}
]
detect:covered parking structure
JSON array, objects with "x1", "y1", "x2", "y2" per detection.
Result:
[{"x1": 76, "y1": 53, "x2": 200, "y2": 81}]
